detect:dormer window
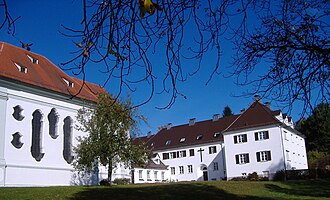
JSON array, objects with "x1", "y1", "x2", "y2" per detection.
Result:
[
  {"x1": 62, "y1": 78, "x2": 74, "y2": 88},
  {"x1": 14, "y1": 62, "x2": 27, "y2": 73},
  {"x1": 179, "y1": 137, "x2": 186, "y2": 143},
  {"x1": 196, "y1": 134, "x2": 203, "y2": 140},
  {"x1": 27, "y1": 54, "x2": 38, "y2": 64},
  {"x1": 214, "y1": 132, "x2": 221, "y2": 138},
  {"x1": 165, "y1": 140, "x2": 171, "y2": 145}
]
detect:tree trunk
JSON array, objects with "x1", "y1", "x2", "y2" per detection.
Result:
[{"x1": 108, "y1": 160, "x2": 113, "y2": 186}]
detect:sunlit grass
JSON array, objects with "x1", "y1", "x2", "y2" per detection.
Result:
[{"x1": 0, "y1": 180, "x2": 329, "y2": 200}]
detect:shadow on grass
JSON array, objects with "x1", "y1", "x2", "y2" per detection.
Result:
[
  {"x1": 265, "y1": 179, "x2": 330, "y2": 198},
  {"x1": 70, "y1": 182, "x2": 275, "y2": 200}
]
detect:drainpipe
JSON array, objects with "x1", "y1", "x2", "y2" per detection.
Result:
[
  {"x1": 220, "y1": 142, "x2": 226, "y2": 180},
  {"x1": 4, "y1": 165, "x2": 7, "y2": 186}
]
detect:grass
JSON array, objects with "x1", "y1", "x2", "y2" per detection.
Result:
[{"x1": 0, "y1": 180, "x2": 329, "y2": 200}]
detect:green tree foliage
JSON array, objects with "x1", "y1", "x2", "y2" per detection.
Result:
[
  {"x1": 222, "y1": 105, "x2": 233, "y2": 117},
  {"x1": 296, "y1": 103, "x2": 330, "y2": 153},
  {"x1": 74, "y1": 92, "x2": 148, "y2": 185}
]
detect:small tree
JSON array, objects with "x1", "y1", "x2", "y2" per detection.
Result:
[
  {"x1": 74, "y1": 92, "x2": 148, "y2": 185},
  {"x1": 222, "y1": 106, "x2": 233, "y2": 117}
]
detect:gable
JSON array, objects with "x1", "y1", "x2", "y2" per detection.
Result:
[{"x1": 223, "y1": 101, "x2": 281, "y2": 133}]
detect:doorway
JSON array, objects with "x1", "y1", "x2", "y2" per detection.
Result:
[{"x1": 202, "y1": 167, "x2": 208, "y2": 181}]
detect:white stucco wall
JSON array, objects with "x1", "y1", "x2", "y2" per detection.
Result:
[
  {"x1": 224, "y1": 124, "x2": 308, "y2": 179},
  {"x1": 155, "y1": 142, "x2": 226, "y2": 182},
  {"x1": 0, "y1": 85, "x2": 94, "y2": 186},
  {"x1": 281, "y1": 127, "x2": 308, "y2": 170}
]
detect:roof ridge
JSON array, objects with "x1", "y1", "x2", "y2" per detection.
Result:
[{"x1": 222, "y1": 106, "x2": 246, "y2": 133}]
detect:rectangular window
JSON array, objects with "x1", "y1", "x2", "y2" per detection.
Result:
[
  {"x1": 178, "y1": 150, "x2": 186, "y2": 158},
  {"x1": 284, "y1": 131, "x2": 288, "y2": 140},
  {"x1": 161, "y1": 172, "x2": 165, "y2": 180},
  {"x1": 188, "y1": 165, "x2": 193, "y2": 173},
  {"x1": 179, "y1": 166, "x2": 184, "y2": 174},
  {"x1": 147, "y1": 170, "x2": 151, "y2": 180},
  {"x1": 139, "y1": 170, "x2": 143, "y2": 179},
  {"x1": 286, "y1": 150, "x2": 290, "y2": 161},
  {"x1": 256, "y1": 151, "x2": 272, "y2": 162},
  {"x1": 171, "y1": 167, "x2": 175, "y2": 175},
  {"x1": 234, "y1": 134, "x2": 247, "y2": 144},
  {"x1": 163, "y1": 153, "x2": 169, "y2": 160},
  {"x1": 235, "y1": 153, "x2": 250, "y2": 164},
  {"x1": 213, "y1": 162, "x2": 219, "y2": 171},
  {"x1": 209, "y1": 146, "x2": 217, "y2": 154},
  {"x1": 154, "y1": 171, "x2": 158, "y2": 181},
  {"x1": 262, "y1": 171, "x2": 269, "y2": 178},
  {"x1": 189, "y1": 149, "x2": 195, "y2": 156},
  {"x1": 170, "y1": 152, "x2": 177, "y2": 159},
  {"x1": 255, "y1": 131, "x2": 269, "y2": 141}
]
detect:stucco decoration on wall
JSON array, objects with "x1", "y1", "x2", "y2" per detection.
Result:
[
  {"x1": 11, "y1": 132, "x2": 24, "y2": 149},
  {"x1": 31, "y1": 109, "x2": 45, "y2": 161},
  {"x1": 12, "y1": 105, "x2": 25, "y2": 121},
  {"x1": 63, "y1": 116, "x2": 74, "y2": 164},
  {"x1": 48, "y1": 108, "x2": 59, "y2": 139}
]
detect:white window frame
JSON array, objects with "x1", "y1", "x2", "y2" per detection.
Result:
[
  {"x1": 171, "y1": 167, "x2": 175, "y2": 175},
  {"x1": 188, "y1": 165, "x2": 193, "y2": 173},
  {"x1": 179, "y1": 166, "x2": 184, "y2": 174},
  {"x1": 138, "y1": 170, "x2": 143, "y2": 179},
  {"x1": 257, "y1": 150, "x2": 271, "y2": 162},
  {"x1": 236, "y1": 153, "x2": 249, "y2": 164},
  {"x1": 154, "y1": 171, "x2": 158, "y2": 181},
  {"x1": 209, "y1": 146, "x2": 217, "y2": 154},
  {"x1": 234, "y1": 134, "x2": 247, "y2": 144},
  {"x1": 213, "y1": 162, "x2": 219, "y2": 171}
]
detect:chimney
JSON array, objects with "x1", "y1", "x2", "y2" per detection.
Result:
[
  {"x1": 254, "y1": 94, "x2": 261, "y2": 102},
  {"x1": 264, "y1": 102, "x2": 271, "y2": 109},
  {"x1": 147, "y1": 131, "x2": 152, "y2": 138},
  {"x1": 213, "y1": 114, "x2": 220, "y2": 121},
  {"x1": 189, "y1": 118, "x2": 196, "y2": 126},
  {"x1": 166, "y1": 123, "x2": 172, "y2": 130}
]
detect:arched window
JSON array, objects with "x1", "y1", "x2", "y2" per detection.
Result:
[
  {"x1": 63, "y1": 116, "x2": 74, "y2": 164},
  {"x1": 12, "y1": 105, "x2": 24, "y2": 121},
  {"x1": 48, "y1": 108, "x2": 59, "y2": 139},
  {"x1": 31, "y1": 109, "x2": 44, "y2": 161},
  {"x1": 11, "y1": 132, "x2": 24, "y2": 149}
]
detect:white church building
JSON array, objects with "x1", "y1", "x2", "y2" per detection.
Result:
[
  {"x1": 134, "y1": 99, "x2": 308, "y2": 182},
  {"x1": 0, "y1": 42, "x2": 130, "y2": 186}
]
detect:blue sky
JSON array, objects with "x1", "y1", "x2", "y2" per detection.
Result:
[{"x1": 1, "y1": 1, "x2": 303, "y2": 135}]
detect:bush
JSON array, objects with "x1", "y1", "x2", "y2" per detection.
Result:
[
  {"x1": 99, "y1": 179, "x2": 110, "y2": 186},
  {"x1": 113, "y1": 178, "x2": 130, "y2": 185},
  {"x1": 247, "y1": 172, "x2": 259, "y2": 181},
  {"x1": 273, "y1": 170, "x2": 286, "y2": 181},
  {"x1": 230, "y1": 176, "x2": 247, "y2": 181}
]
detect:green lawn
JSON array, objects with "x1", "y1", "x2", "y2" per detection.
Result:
[{"x1": 1, "y1": 180, "x2": 329, "y2": 200}]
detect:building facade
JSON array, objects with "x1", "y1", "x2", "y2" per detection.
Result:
[
  {"x1": 0, "y1": 42, "x2": 130, "y2": 186},
  {"x1": 137, "y1": 100, "x2": 308, "y2": 182}
]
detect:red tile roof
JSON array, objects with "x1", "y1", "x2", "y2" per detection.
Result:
[
  {"x1": 140, "y1": 101, "x2": 285, "y2": 151},
  {"x1": 223, "y1": 100, "x2": 281, "y2": 132},
  {"x1": 0, "y1": 42, "x2": 106, "y2": 103}
]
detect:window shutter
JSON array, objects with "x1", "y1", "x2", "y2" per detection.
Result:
[
  {"x1": 265, "y1": 131, "x2": 269, "y2": 139},
  {"x1": 255, "y1": 132, "x2": 258, "y2": 141},
  {"x1": 234, "y1": 136, "x2": 238, "y2": 144},
  {"x1": 244, "y1": 134, "x2": 247, "y2": 142},
  {"x1": 267, "y1": 151, "x2": 271, "y2": 161},
  {"x1": 246, "y1": 154, "x2": 250, "y2": 163},
  {"x1": 256, "y1": 152, "x2": 261, "y2": 162},
  {"x1": 235, "y1": 155, "x2": 239, "y2": 164}
]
